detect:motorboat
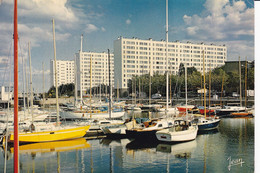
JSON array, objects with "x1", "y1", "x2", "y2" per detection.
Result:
[{"x1": 156, "y1": 119, "x2": 198, "y2": 142}]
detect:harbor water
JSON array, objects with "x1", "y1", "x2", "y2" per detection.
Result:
[{"x1": 0, "y1": 118, "x2": 254, "y2": 172}]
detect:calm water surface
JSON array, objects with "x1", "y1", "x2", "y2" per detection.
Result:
[{"x1": 0, "y1": 118, "x2": 254, "y2": 173}]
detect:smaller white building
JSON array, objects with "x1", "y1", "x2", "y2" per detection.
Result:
[
  {"x1": 50, "y1": 60, "x2": 75, "y2": 87},
  {"x1": 0, "y1": 86, "x2": 13, "y2": 101}
]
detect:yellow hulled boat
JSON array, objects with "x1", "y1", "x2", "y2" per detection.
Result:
[{"x1": 6, "y1": 125, "x2": 90, "y2": 143}]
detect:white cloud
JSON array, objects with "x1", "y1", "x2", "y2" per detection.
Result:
[
  {"x1": 224, "y1": 40, "x2": 254, "y2": 60},
  {"x1": 101, "y1": 27, "x2": 106, "y2": 32},
  {"x1": 85, "y1": 24, "x2": 99, "y2": 33},
  {"x1": 126, "y1": 19, "x2": 131, "y2": 25},
  {"x1": 4, "y1": 0, "x2": 78, "y2": 23},
  {"x1": 84, "y1": 24, "x2": 106, "y2": 33},
  {"x1": 183, "y1": 0, "x2": 254, "y2": 40},
  {"x1": 182, "y1": 0, "x2": 254, "y2": 60}
]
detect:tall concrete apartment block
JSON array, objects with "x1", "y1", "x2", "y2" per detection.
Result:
[
  {"x1": 76, "y1": 51, "x2": 114, "y2": 93},
  {"x1": 50, "y1": 60, "x2": 74, "y2": 87},
  {"x1": 114, "y1": 37, "x2": 227, "y2": 89}
]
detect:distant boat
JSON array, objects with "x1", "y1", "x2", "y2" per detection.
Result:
[
  {"x1": 157, "y1": 107, "x2": 179, "y2": 114},
  {"x1": 230, "y1": 112, "x2": 253, "y2": 118},
  {"x1": 140, "y1": 104, "x2": 161, "y2": 112},
  {"x1": 177, "y1": 105, "x2": 195, "y2": 112},
  {"x1": 152, "y1": 93, "x2": 162, "y2": 99},
  {"x1": 60, "y1": 110, "x2": 125, "y2": 120},
  {"x1": 199, "y1": 107, "x2": 215, "y2": 115},
  {"x1": 216, "y1": 105, "x2": 246, "y2": 117},
  {"x1": 156, "y1": 119, "x2": 198, "y2": 143}
]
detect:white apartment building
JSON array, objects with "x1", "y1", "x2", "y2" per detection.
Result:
[
  {"x1": 50, "y1": 60, "x2": 74, "y2": 87},
  {"x1": 76, "y1": 51, "x2": 114, "y2": 94},
  {"x1": 114, "y1": 37, "x2": 227, "y2": 89}
]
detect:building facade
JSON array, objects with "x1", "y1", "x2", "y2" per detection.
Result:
[
  {"x1": 50, "y1": 60, "x2": 75, "y2": 87},
  {"x1": 76, "y1": 51, "x2": 114, "y2": 94},
  {"x1": 114, "y1": 37, "x2": 227, "y2": 89}
]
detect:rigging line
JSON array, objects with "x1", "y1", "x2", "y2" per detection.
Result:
[
  {"x1": 18, "y1": 37, "x2": 25, "y2": 81},
  {"x1": 1, "y1": 41, "x2": 13, "y2": 87}
]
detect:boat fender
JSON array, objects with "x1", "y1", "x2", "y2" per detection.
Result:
[
  {"x1": 30, "y1": 124, "x2": 35, "y2": 132},
  {"x1": 53, "y1": 122, "x2": 61, "y2": 126}
]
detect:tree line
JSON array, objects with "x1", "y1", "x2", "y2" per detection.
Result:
[
  {"x1": 127, "y1": 62, "x2": 254, "y2": 98},
  {"x1": 45, "y1": 62, "x2": 254, "y2": 99}
]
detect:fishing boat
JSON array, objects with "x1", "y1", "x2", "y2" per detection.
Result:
[{"x1": 155, "y1": 119, "x2": 198, "y2": 143}]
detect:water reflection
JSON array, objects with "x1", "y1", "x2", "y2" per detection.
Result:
[
  {"x1": 156, "y1": 140, "x2": 197, "y2": 158},
  {"x1": 1, "y1": 138, "x2": 90, "y2": 172},
  {"x1": 8, "y1": 138, "x2": 90, "y2": 155},
  {"x1": 0, "y1": 118, "x2": 254, "y2": 172}
]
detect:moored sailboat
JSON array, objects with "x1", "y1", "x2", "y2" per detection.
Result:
[
  {"x1": 3, "y1": 19, "x2": 90, "y2": 145},
  {"x1": 192, "y1": 50, "x2": 220, "y2": 131}
]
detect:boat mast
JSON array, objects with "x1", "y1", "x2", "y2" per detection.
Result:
[
  {"x1": 209, "y1": 63, "x2": 211, "y2": 112},
  {"x1": 80, "y1": 34, "x2": 83, "y2": 105},
  {"x1": 52, "y1": 19, "x2": 60, "y2": 125},
  {"x1": 117, "y1": 80, "x2": 119, "y2": 102},
  {"x1": 132, "y1": 77, "x2": 134, "y2": 104},
  {"x1": 185, "y1": 64, "x2": 188, "y2": 116},
  {"x1": 100, "y1": 76, "x2": 102, "y2": 103},
  {"x1": 201, "y1": 73, "x2": 203, "y2": 106},
  {"x1": 134, "y1": 76, "x2": 137, "y2": 105},
  {"x1": 42, "y1": 62, "x2": 45, "y2": 110},
  {"x1": 108, "y1": 49, "x2": 112, "y2": 119},
  {"x1": 245, "y1": 57, "x2": 247, "y2": 109},
  {"x1": 203, "y1": 50, "x2": 206, "y2": 119},
  {"x1": 165, "y1": 0, "x2": 169, "y2": 114},
  {"x1": 239, "y1": 56, "x2": 242, "y2": 107},
  {"x1": 138, "y1": 77, "x2": 141, "y2": 100},
  {"x1": 4, "y1": 55, "x2": 12, "y2": 173},
  {"x1": 13, "y1": 0, "x2": 19, "y2": 171},
  {"x1": 149, "y1": 58, "x2": 152, "y2": 105},
  {"x1": 28, "y1": 42, "x2": 34, "y2": 123},
  {"x1": 74, "y1": 55, "x2": 77, "y2": 106},
  {"x1": 220, "y1": 75, "x2": 224, "y2": 107},
  {"x1": 22, "y1": 51, "x2": 26, "y2": 120},
  {"x1": 90, "y1": 55, "x2": 92, "y2": 118}
]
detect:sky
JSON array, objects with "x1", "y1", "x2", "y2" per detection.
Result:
[{"x1": 0, "y1": 0, "x2": 255, "y2": 92}]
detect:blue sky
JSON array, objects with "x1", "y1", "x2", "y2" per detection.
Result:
[{"x1": 0, "y1": 0, "x2": 255, "y2": 92}]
